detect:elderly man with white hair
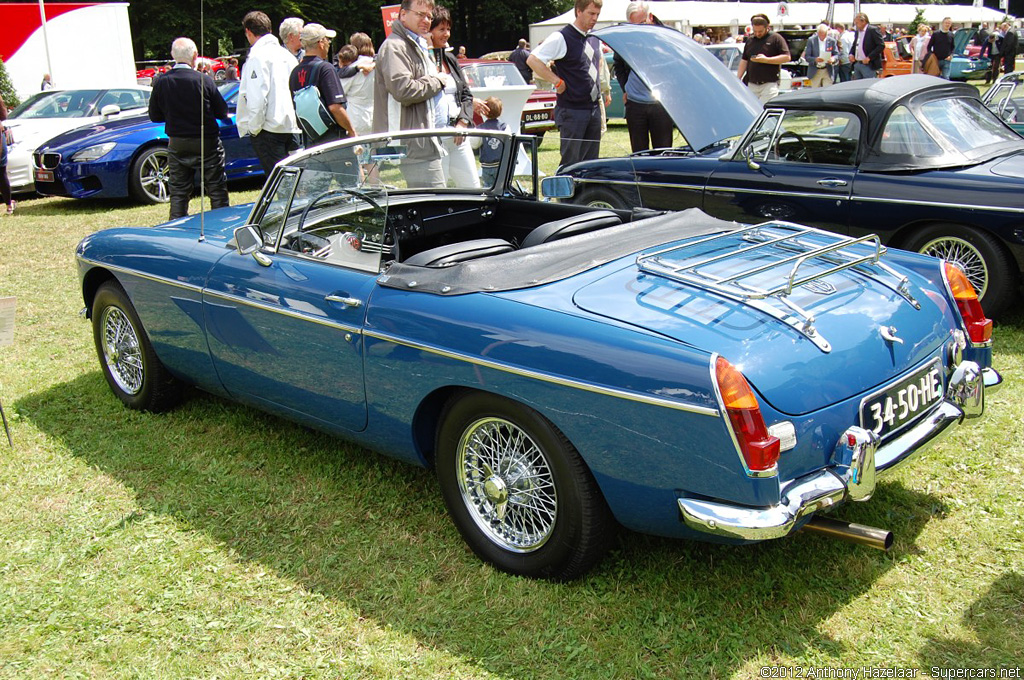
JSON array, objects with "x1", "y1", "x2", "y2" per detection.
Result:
[
  {"x1": 612, "y1": 0, "x2": 674, "y2": 152},
  {"x1": 147, "y1": 36, "x2": 231, "y2": 219},
  {"x1": 802, "y1": 23, "x2": 839, "y2": 87},
  {"x1": 280, "y1": 17, "x2": 304, "y2": 60}
]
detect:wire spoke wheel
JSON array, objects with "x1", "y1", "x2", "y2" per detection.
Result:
[
  {"x1": 437, "y1": 392, "x2": 614, "y2": 579},
  {"x1": 457, "y1": 417, "x2": 557, "y2": 552},
  {"x1": 100, "y1": 305, "x2": 144, "y2": 395},
  {"x1": 920, "y1": 236, "x2": 988, "y2": 298}
]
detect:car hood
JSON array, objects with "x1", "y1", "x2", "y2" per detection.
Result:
[
  {"x1": 5, "y1": 117, "x2": 106, "y2": 151},
  {"x1": 594, "y1": 24, "x2": 761, "y2": 151},
  {"x1": 38, "y1": 113, "x2": 161, "y2": 152},
  {"x1": 571, "y1": 235, "x2": 951, "y2": 415}
]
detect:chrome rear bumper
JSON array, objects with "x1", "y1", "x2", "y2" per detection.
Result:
[{"x1": 678, "y1": 361, "x2": 999, "y2": 542}]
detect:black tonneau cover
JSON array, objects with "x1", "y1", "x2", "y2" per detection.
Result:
[{"x1": 379, "y1": 208, "x2": 736, "y2": 295}]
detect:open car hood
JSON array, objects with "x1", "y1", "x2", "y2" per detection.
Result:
[{"x1": 594, "y1": 24, "x2": 761, "y2": 151}]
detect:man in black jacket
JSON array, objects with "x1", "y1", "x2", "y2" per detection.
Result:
[
  {"x1": 928, "y1": 17, "x2": 956, "y2": 80},
  {"x1": 148, "y1": 37, "x2": 231, "y2": 219},
  {"x1": 1000, "y1": 23, "x2": 1019, "y2": 75},
  {"x1": 849, "y1": 12, "x2": 884, "y2": 80}
]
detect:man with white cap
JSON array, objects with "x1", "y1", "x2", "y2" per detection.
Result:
[{"x1": 289, "y1": 23, "x2": 357, "y2": 147}]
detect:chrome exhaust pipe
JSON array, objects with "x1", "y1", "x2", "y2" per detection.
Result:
[{"x1": 801, "y1": 515, "x2": 893, "y2": 551}]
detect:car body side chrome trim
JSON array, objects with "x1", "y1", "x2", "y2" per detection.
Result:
[
  {"x1": 202, "y1": 289, "x2": 364, "y2": 334},
  {"x1": 364, "y1": 328, "x2": 720, "y2": 417},
  {"x1": 78, "y1": 256, "x2": 204, "y2": 294},
  {"x1": 574, "y1": 178, "x2": 1024, "y2": 214},
  {"x1": 79, "y1": 256, "x2": 364, "y2": 335}
]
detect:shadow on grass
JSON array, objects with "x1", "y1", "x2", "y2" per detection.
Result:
[
  {"x1": 917, "y1": 571, "x2": 1024, "y2": 669},
  {"x1": 19, "y1": 373, "x2": 946, "y2": 678}
]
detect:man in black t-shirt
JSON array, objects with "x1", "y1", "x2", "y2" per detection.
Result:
[
  {"x1": 289, "y1": 23, "x2": 357, "y2": 148},
  {"x1": 737, "y1": 14, "x2": 790, "y2": 104}
]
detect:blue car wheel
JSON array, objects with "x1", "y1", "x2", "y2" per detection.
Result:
[
  {"x1": 436, "y1": 391, "x2": 614, "y2": 580},
  {"x1": 129, "y1": 146, "x2": 171, "y2": 205},
  {"x1": 92, "y1": 281, "x2": 181, "y2": 411}
]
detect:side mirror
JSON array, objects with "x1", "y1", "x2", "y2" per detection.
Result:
[
  {"x1": 100, "y1": 104, "x2": 121, "y2": 118},
  {"x1": 233, "y1": 224, "x2": 272, "y2": 266},
  {"x1": 540, "y1": 175, "x2": 575, "y2": 200}
]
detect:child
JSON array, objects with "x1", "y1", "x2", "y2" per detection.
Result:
[{"x1": 477, "y1": 96, "x2": 508, "y2": 186}]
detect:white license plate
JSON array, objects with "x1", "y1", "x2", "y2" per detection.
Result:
[
  {"x1": 860, "y1": 359, "x2": 943, "y2": 438},
  {"x1": 34, "y1": 169, "x2": 55, "y2": 183}
]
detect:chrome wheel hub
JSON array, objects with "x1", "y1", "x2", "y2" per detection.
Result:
[
  {"x1": 456, "y1": 417, "x2": 557, "y2": 553},
  {"x1": 101, "y1": 306, "x2": 144, "y2": 395}
]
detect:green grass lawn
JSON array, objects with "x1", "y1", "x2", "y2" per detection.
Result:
[{"x1": 0, "y1": 161, "x2": 1022, "y2": 679}]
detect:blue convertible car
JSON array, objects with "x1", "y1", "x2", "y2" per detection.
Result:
[
  {"x1": 559, "y1": 25, "x2": 1024, "y2": 318},
  {"x1": 34, "y1": 82, "x2": 262, "y2": 205},
  {"x1": 78, "y1": 128, "x2": 1000, "y2": 579}
]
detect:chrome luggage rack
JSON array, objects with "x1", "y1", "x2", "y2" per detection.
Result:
[{"x1": 635, "y1": 221, "x2": 920, "y2": 353}]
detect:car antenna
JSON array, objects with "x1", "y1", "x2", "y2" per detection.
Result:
[{"x1": 198, "y1": 0, "x2": 206, "y2": 242}]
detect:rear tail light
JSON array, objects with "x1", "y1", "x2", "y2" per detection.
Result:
[
  {"x1": 715, "y1": 357, "x2": 780, "y2": 473},
  {"x1": 943, "y1": 263, "x2": 992, "y2": 344}
]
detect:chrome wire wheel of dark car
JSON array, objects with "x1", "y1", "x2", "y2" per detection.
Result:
[
  {"x1": 436, "y1": 392, "x2": 614, "y2": 580},
  {"x1": 575, "y1": 186, "x2": 628, "y2": 211},
  {"x1": 92, "y1": 281, "x2": 181, "y2": 411},
  {"x1": 905, "y1": 224, "x2": 1018, "y2": 317},
  {"x1": 128, "y1": 147, "x2": 171, "y2": 204}
]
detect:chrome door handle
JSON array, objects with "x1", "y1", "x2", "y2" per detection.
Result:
[
  {"x1": 325, "y1": 295, "x2": 362, "y2": 308},
  {"x1": 817, "y1": 178, "x2": 848, "y2": 188}
]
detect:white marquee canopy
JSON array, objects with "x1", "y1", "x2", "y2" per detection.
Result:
[{"x1": 529, "y1": 1, "x2": 1015, "y2": 45}]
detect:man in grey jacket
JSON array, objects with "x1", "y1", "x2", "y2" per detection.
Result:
[{"x1": 373, "y1": 0, "x2": 446, "y2": 188}]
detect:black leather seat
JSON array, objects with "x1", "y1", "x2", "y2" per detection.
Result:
[
  {"x1": 404, "y1": 239, "x2": 515, "y2": 267},
  {"x1": 520, "y1": 210, "x2": 622, "y2": 248}
]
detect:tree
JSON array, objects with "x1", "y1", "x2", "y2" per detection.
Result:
[
  {"x1": 0, "y1": 58, "x2": 19, "y2": 109},
  {"x1": 907, "y1": 7, "x2": 928, "y2": 36}
]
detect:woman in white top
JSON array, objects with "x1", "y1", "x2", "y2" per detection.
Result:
[
  {"x1": 910, "y1": 24, "x2": 931, "y2": 74},
  {"x1": 338, "y1": 33, "x2": 376, "y2": 136},
  {"x1": 429, "y1": 6, "x2": 486, "y2": 188}
]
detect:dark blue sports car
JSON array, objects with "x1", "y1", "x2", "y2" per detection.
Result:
[
  {"x1": 33, "y1": 83, "x2": 262, "y2": 205},
  {"x1": 76, "y1": 128, "x2": 1000, "y2": 579},
  {"x1": 559, "y1": 25, "x2": 1024, "y2": 318}
]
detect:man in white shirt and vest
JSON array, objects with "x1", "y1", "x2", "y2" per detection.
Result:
[{"x1": 527, "y1": 0, "x2": 605, "y2": 171}]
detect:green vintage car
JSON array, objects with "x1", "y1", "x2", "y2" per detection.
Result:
[{"x1": 983, "y1": 71, "x2": 1024, "y2": 135}]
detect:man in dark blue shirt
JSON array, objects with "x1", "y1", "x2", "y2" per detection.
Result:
[
  {"x1": 148, "y1": 37, "x2": 231, "y2": 219},
  {"x1": 289, "y1": 23, "x2": 356, "y2": 148}
]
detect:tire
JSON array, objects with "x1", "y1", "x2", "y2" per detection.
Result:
[
  {"x1": 436, "y1": 392, "x2": 614, "y2": 580},
  {"x1": 129, "y1": 146, "x2": 171, "y2": 205},
  {"x1": 574, "y1": 186, "x2": 628, "y2": 210},
  {"x1": 904, "y1": 224, "x2": 1019, "y2": 318},
  {"x1": 92, "y1": 281, "x2": 182, "y2": 412}
]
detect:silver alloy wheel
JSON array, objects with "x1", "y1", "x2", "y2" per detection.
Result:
[
  {"x1": 587, "y1": 199, "x2": 616, "y2": 210},
  {"x1": 139, "y1": 150, "x2": 170, "y2": 203},
  {"x1": 100, "y1": 306, "x2": 144, "y2": 395},
  {"x1": 456, "y1": 417, "x2": 558, "y2": 552},
  {"x1": 919, "y1": 236, "x2": 988, "y2": 298}
]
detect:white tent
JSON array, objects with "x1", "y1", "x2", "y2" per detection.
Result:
[{"x1": 529, "y1": 1, "x2": 1015, "y2": 46}]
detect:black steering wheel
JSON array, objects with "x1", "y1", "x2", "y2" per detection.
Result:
[{"x1": 776, "y1": 130, "x2": 814, "y2": 163}]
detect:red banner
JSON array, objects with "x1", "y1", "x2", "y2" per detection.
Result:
[{"x1": 381, "y1": 5, "x2": 401, "y2": 37}]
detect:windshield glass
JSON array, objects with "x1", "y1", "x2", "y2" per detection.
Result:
[
  {"x1": 461, "y1": 62, "x2": 526, "y2": 87},
  {"x1": 10, "y1": 90, "x2": 103, "y2": 119}
]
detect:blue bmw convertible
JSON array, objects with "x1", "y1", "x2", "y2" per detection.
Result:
[{"x1": 33, "y1": 82, "x2": 262, "y2": 204}]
